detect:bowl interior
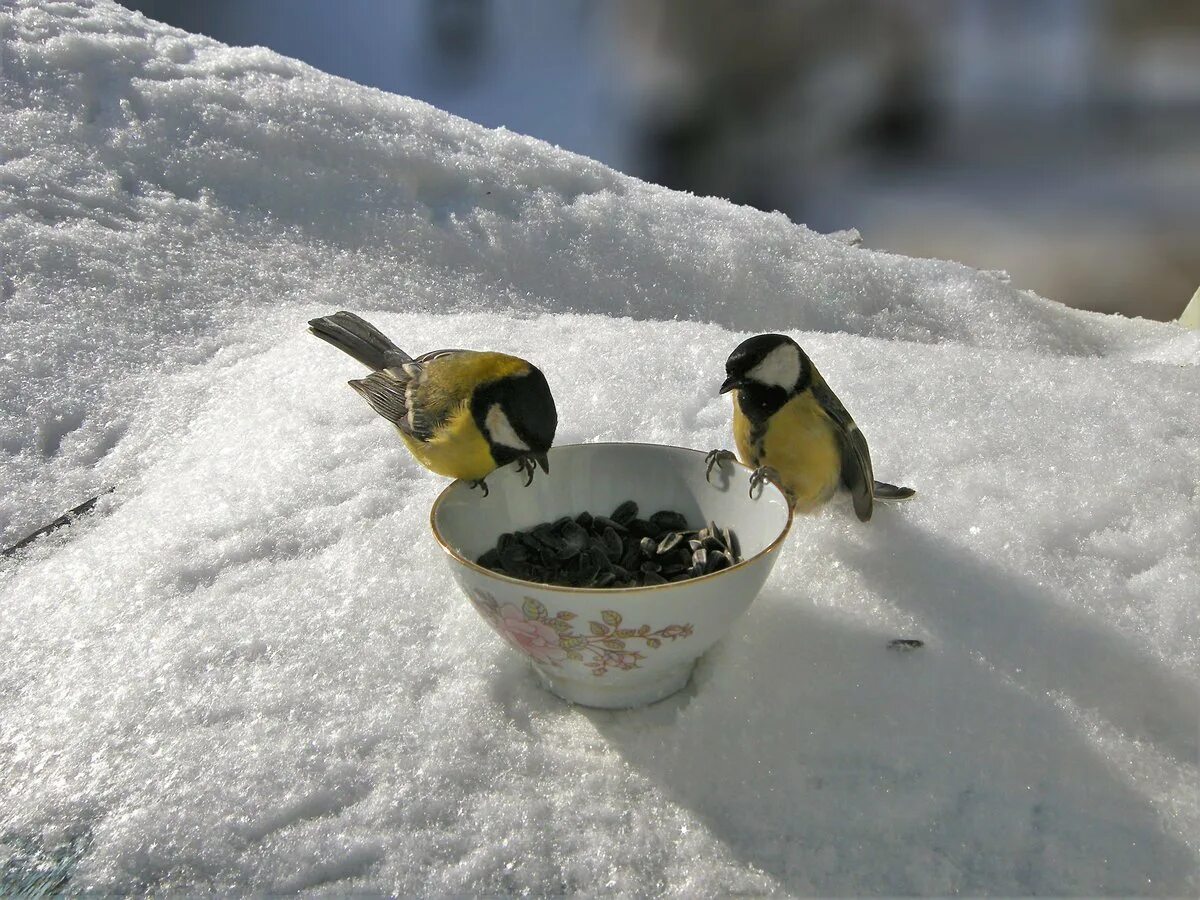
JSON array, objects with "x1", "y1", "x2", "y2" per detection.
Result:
[{"x1": 431, "y1": 442, "x2": 792, "y2": 583}]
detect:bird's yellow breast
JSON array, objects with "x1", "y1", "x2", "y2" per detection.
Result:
[
  {"x1": 399, "y1": 405, "x2": 497, "y2": 481},
  {"x1": 732, "y1": 389, "x2": 842, "y2": 512}
]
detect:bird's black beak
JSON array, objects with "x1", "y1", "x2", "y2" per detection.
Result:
[
  {"x1": 719, "y1": 375, "x2": 741, "y2": 395},
  {"x1": 534, "y1": 453, "x2": 550, "y2": 474}
]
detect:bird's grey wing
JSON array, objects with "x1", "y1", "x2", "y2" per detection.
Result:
[
  {"x1": 347, "y1": 369, "x2": 450, "y2": 443},
  {"x1": 351, "y1": 349, "x2": 477, "y2": 442},
  {"x1": 347, "y1": 371, "x2": 429, "y2": 439},
  {"x1": 811, "y1": 378, "x2": 874, "y2": 522}
]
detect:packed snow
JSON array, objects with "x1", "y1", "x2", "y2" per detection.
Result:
[{"x1": 2, "y1": 1, "x2": 1198, "y2": 895}]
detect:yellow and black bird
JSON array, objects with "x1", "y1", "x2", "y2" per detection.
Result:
[
  {"x1": 708, "y1": 333, "x2": 914, "y2": 521},
  {"x1": 309, "y1": 311, "x2": 556, "y2": 494}
]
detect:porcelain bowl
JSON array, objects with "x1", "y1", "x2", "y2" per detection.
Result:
[{"x1": 430, "y1": 442, "x2": 792, "y2": 708}]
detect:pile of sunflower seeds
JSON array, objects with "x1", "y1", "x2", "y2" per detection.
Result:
[{"x1": 475, "y1": 500, "x2": 743, "y2": 588}]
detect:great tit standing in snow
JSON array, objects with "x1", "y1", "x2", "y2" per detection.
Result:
[
  {"x1": 308, "y1": 311, "x2": 556, "y2": 494},
  {"x1": 706, "y1": 333, "x2": 914, "y2": 521}
]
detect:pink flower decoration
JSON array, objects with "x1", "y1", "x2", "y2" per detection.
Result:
[
  {"x1": 494, "y1": 603, "x2": 568, "y2": 665},
  {"x1": 468, "y1": 588, "x2": 692, "y2": 675},
  {"x1": 610, "y1": 652, "x2": 639, "y2": 671}
]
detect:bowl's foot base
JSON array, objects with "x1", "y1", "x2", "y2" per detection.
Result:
[{"x1": 532, "y1": 660, "x2": 696, "y2": 709}]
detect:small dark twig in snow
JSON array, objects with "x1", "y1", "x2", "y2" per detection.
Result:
[{"x1": 2, "y1": 488, "x2": 115, "y2": 557}]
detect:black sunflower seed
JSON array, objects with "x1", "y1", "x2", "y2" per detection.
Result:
[
  {"x1": 656, "y1": 531, "x2": 684, "y2": 555},
  {"x1": 650, "y1": 510, "x2": 690, "y2": 533},
  {"x1": 500, "y1": 540, "x2": 529, "y2": 566},
  {"x1": 578, "y1": 549, "x2": 602, "y2": 584},
  {"x1": 559, "y1": 520, "x2": 589, "y2": 557},
  {"x1": 531, "y1": 523, "x2": 559, "y2": 546},
  {"x1": 601, "y1": 526, "x2": 623, "y2": 558},
  {"x1": 592, "y1": 515, "x2": 627, "y2": 535},
  {"x1": 610, "y1": 500, "x2": 639, "y2": 525},
  {"x1": 707, "y1": 550, "x2": 732, "y2": 573},
  {"x1": 626, "y1": 518, "x2": 657, "y2": 538},
  {"x1": 721, "y1": 527, "x2": 739, "y2": 558}
]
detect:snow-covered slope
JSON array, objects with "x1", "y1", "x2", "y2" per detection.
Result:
[{"x1": 2, "y1": 1, "x2": 1197, "y2": 895}]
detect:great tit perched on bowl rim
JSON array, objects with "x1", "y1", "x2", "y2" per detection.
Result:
[
  {"x1": 707, "y1": 333, "x2": 914, "y2": 521},
  {"x1": 308, "y1": 311, "x2": 556, "y2": 494}
]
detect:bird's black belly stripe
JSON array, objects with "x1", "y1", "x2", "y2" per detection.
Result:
[{"x1": 747, "y1": 418, "x2": 768, "y2": 468}]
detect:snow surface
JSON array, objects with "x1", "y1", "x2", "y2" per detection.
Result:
[{"x1": 2, "y1": 1, "x2": 1198, "y2": 895}]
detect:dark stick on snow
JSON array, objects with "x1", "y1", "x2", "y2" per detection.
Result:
[{"x1": 2, "y1": 488, "x2": 115, "y2": 557}]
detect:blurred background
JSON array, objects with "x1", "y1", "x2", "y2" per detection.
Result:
[{"x1": 122, "y1": 0, "x2": 1199, "y2": 321}]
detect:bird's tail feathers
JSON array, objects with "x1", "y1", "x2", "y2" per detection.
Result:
[
  {"x1": 873, "y1": 481, "x2": 916, "y2": 501},
  {"x1": 308, "y1": 311, "x2": 412, "y2": 371}
]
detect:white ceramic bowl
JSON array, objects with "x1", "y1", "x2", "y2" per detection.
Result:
[{"x1": 430, "y1": 442, "x2": 793, "y2": 708}]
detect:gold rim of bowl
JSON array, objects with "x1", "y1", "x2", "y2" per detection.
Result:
[{"x1": 428, "y1": 441, "x2": 794, "y2": 595}]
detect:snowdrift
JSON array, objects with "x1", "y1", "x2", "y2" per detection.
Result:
[{"x1": 2, "y1": 1, "x2": 1197, "y2": 894}]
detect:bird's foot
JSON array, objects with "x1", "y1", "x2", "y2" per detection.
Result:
[
  {"x1": 469, "y1": 478, "x2": 490, "y2": 498},
  {"x1": 704, "y1": 448, "x2": 738, "y2": 483},
  {"x1": 748, "y1": 466, "x2": 783, "y2": 500},
  {"x1": 514, "y1": 457, "x2": 537, "y2": 487}
]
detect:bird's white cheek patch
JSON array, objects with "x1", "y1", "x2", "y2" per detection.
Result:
[
  {"x1": 485, "y1": 403, "x2": 530, "y2": 451},
  {"x1": 747, "y1": 344, "x2": 801, "y2": 390}
]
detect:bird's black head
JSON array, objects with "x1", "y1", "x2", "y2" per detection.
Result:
[
  {"x1": 471, "y1": 365, "x2": 558, "y2": 471},
  {"x1": 719, "y1": 333, "x2": 811, "y2": 419}
]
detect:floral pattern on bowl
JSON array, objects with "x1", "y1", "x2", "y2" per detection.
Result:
[{"x1": 469, "y1": 588, "x2": 694, "y2": 676}]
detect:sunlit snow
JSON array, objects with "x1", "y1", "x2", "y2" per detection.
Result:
[{"x1": 1, "y1": 1, "x2": 1197, "y2": 895}]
